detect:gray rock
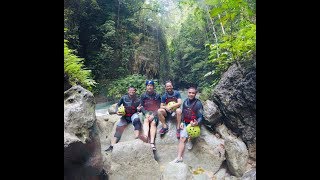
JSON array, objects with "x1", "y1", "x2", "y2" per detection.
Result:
[
  {"x1": 108, "y1": 139, "x2": 161, "y2": 180},
  {"x1": 211, "y1": 61, "x2": 256, "y2": 160},
  {"x1": 162, "y1": 161, "x2": 189, "y2": 180},
  {"x1": 108, "y1": 103, "x2": 118, "y2": 114},
  {"x1": 64, "y1": 85, "x2": 104, "y2": 179},
  {"x1": 241, "y1": 168, "x2": 256, "y2": 180},
  {"x1": 203, "y1": 100, "x2": 222, "y2": 125},
  {"x1": 217, "y1": 124, "x2": 248, "y2": 177}
]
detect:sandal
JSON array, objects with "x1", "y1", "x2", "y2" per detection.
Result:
[
  {"x1": 176, "y1": 129, "x2": 181, "y2": 139},
  {"x1": 159, "y1": 127, "x2": 169, "y2": 135},
  {"x1": 105, "y1": 145, "x2": 113, "y2": 152},
  {"x1": 173, "y1": 157, "x2": 183, "y2": 163},
  {"x1": 150, "y1": 143, "x2": 157, "y2": 151}
]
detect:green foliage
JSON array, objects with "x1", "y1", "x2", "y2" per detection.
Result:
[
  {"x1": 64, "y1": 40, "x2": 97, "y2": 91},
  {"x1": 63, "y1": 0, "x2": 256, "y2": 97},
  {"x1": 204, "y1": 0, "x2": 256, "y2": 87},
  {"x1": 106, "y1": 74, "x2": 164, "y2": 101},
  {"x1": 199, "y1": 83, "x2": 215, "y2": 101},
  {"x1": 208, "y1": 23, "x2": 256, "y2": 77},
  {"x1": 207, "y1": 0, "x2": 254, "y2": 32},
  {"x1": 64, "y1": 0, "x2": 167, "y2": 85},
  {"x1": 169, "y1": 4, "x2": 215, "y2": 88}
]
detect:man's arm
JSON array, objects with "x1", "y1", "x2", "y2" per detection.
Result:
[
  {"x1": 153, "y1": 94, "x2": 162, "y2": 116},
  {"x1": 115, "y1": 96, "x2": 124, "y2": 111},
  {"x1": 172, "y1": 91, "x2": 182, "y2": 109},
  {"x1": 179, "y1": 100, "x2": 185, "y2": 128},
  {"x1": 160, "y1": 95, "x2": 167, "y2": 109},
  {"x1": 195, "y1": 100, "x2": 204, "y2": 125},
  {"x1": 174, "y1": 98, "x2": 182, "y2": 109},
  {"x1": 139, "y1": 95, "x2": 147, "y2": 115}
]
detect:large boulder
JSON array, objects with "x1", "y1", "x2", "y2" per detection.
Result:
[
  {"x1": 162, "y1": 161, "x2": 189, "y2": 180},
  {"x1": 241, "y1": 168, "x2": 256, "y2": 180},
  {"x1": 108, "y1": 139, "x2": 161, "y2": 180},
  {"x1": 108, "y1": 103, "x2": 118, "y2": 114},
  {"x1": 155, "y1": 117, "x2": 225, "y2": 174},
  {"x1": 217, "y1": 124, "x2": 248, "y2": 177},
  {"x1": 211, "y1": 61, "x2": 256, "y2": 159},
  {"x1": 64, "y1": 85, "x2": 105, "y2": 179},
  {"x1": 99, "y1": 114, "x2": 227, "y2": 178},
  {"x1": 203, "y1": 100, "x2": 223, "y2": 125},
  {"x1": 96, "y1": 114, "x2": 120, "y2": 150}
]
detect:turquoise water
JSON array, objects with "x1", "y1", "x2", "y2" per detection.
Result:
[
  {"x1": 95, "y1": 101, "x2": 114, "y2": 116},
  {"x1": 95, "y1": 102, "x2": 114, "y2": 110}
]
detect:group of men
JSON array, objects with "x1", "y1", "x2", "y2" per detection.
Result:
[{"x1": 105, "y1": 80, "x2": 204, "y2": 163}]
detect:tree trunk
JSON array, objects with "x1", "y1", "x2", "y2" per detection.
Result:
[
  {"x1": 205, "y1": 5, "x2": 219, "y2": 57},
  {"x1": 218, "y1": 14, "x2": 226, "y2": 35},
  {"x1": 117, "y1": 0, "x2": 121, "y2": 29}
]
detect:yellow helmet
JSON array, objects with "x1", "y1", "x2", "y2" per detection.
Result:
[
  {"x1": 186, "y1": 124, "x2": 200, "y2": 138},
  {"x1": 118, "y1": 105, "x2": 125, "y2": 114},
  {"x1": 167, "y1": 101, "x2": 177, "y2": 111}
]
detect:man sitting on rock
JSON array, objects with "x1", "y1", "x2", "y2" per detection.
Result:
[
  {"x1": 138, "y1": 80, "x2": 161, "y2": 151},
  {"x1": 105, "y1": 86, "x2": 142, "y2": 152},
  {"x1": 157, "y1": 80, "x2": 182, "y2": 138},
  {"x1": 173, "y1": 87, "x2": 204, "y2": 163}
]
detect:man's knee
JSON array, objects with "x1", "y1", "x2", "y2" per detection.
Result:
[
  {"x1": 158, "y1": 108, "x2": 166, "y2": 115},
  {"x1": 176, "y1": 108, "x2": 182, "y2": 114},
  {"x1": 151, "y1": 120, "x2": 157, "y2": 126},
  {"x1": 180, "y1": 137, "x2": 187, "y2": 143},
  {"x1": 132, "y1": 118, "x2": 142, "y2": 130},
  {"x1": 114, "y1": 126, "x2": 125, "y2": 139}
]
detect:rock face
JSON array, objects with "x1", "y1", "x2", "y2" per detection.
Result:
[
  {"x1": 64, "y1": 73, "x2": 72, "y2": 91},
  {"x1": 210, "y1": 61, "x2": 256, "y2": 159},
  {"x1": 108, "y1": 103, "x2": 117, "y2": 114},
  {"x1": 64, "y1": 85, "x2": 104, "y2": 180},
  {"x1": 217, "y1": 124, "x2": 248, "y2": 177},
  {"x1": 108, "y1": 139, "x2": 161, "y2": 180},
  {"x1": 203, "y1": 99, "x2": 223, "y2": 126},
  {"x1": 162, "y1": 161, "x2": 189, "y2": 180},
  {"x1": 97, "y1": 115, "x2": 226, "y2": 179}
]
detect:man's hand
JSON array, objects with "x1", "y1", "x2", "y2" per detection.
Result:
[
  {"x1": 117, "y1": 111, "x2": 125, "y2": 116},
  {"x1": 180, "y1": 123, "x2": 184, "y2": 129},
  {"x1": 147, "y1": 114, "x2": 154, "y2": 122},
  {"x1": 165, "y1": 105, "x2": 172, "y2": 113},
  {"x1": 191, "y1": 120, "x2": 198, "y2": 126},
  {"x1": 137, "y1": 105, "x2": 142, "y2": 111}
]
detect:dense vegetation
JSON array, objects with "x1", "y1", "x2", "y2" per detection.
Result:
[
  {"x1": 64, "y1": 38, "x2": 96, "y2": 91},
  {"x1": 64, "y1": 0, "x2": 256, "y2": 101},
  {"x1": 106, "y1": 74, "x2": 164, "y2": 101}
]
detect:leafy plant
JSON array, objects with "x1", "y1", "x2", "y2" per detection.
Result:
[
  {"x1": 106, "y1": 74, "x2": 164, "y2": 101},
  {"x1": 64, "y1": 39, "x2": 97, "y2": 91},
  {"x1": 205, "y1": 0, "x2": 256, "y2": 87},
  {"x1": 208, "y1": 23, "x2": 256, "y2": 76}
]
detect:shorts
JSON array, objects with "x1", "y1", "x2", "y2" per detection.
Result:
[
  {"x1": 180, "y1": 123, "x2": 189, "y2": 138},
  {"x1": 117, "y1": 113, "x2": 140, "y2": 127},
  {"x1": 165, "y1": 109, "x2": 174, "y2": 116},
  {"x1": 140, "y1": 111, "x2": 159, "y2": 126}
]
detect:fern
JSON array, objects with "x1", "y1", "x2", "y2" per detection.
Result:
[{"x1": 64, "y1": 40, "x2": 97, "y2": 91}]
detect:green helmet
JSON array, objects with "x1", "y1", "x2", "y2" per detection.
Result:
[
  {"x1": 186, "y1": 124, "x2": 200, "y2": 138},
  {"x1": 118, "y1": 105, "x2": 125, "y2": 114},
  {"x1": 167, "y1": 101, "x2": 177, "y2": 111}
]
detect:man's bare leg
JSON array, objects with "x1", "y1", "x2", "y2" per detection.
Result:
[
  {"x1": 150, "y1": 120, "x2": 157, "y2": 150},
  {"x1": 157, "y1": 108, "x2": 167, "y2": 129}
]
